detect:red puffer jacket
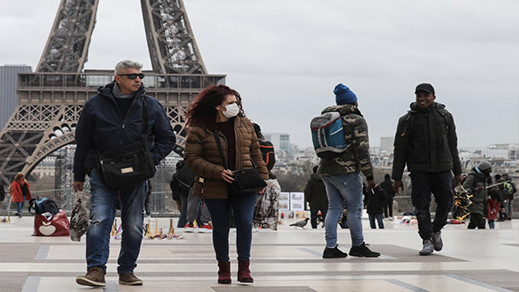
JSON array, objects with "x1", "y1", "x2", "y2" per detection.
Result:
[{"x1": 11, "y1": 180, "x2": 32, "y2": 203}]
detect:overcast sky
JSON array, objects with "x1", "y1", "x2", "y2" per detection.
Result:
[{"x1": 1, "y1": 0, "x2": 518, "y2": 148}]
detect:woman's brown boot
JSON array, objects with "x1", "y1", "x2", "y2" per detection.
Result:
[
  {"x1": 237, "y1": 260, "x2": 254, "y2": 283},
  {"x1": 217, "y1": 261, "x2": 231, "y2": 284}
]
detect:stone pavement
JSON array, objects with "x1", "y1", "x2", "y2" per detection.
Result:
[{"x1": 1, "y1": 215, "x2": 519, "y2": 292}]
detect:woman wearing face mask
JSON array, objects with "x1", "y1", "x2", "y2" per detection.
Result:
[{"x1": 184, "y1": 84, "x2": 268, "y2": 284}]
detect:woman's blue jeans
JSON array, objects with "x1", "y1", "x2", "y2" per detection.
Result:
[
  {"x1": 86, "y1": 169, "x2": 147, "y2": 274},
  {"x1": 368, "y1": 213, "x2": 384, "y2": 229},
  {"x1": 15, "y1": 201, "x2": 25, "y2": 214},
  {"x1": 322, "y1": 173, "x2": 364, "y2": 248},
  {"x1": 204, "y1": 191, "x2": 257, "y2": 262}
]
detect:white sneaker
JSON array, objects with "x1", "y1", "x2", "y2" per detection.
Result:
[
  {"x1": 198, "y1": 223, "x2": 213, "y2": 233},
  {"x1": 184, "y1": 223, "x2": 195, "y2": 233}
]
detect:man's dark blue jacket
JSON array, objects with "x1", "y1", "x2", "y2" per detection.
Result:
[{"x1": 73, "y1": 82, "x2": 176, "y2": 182}]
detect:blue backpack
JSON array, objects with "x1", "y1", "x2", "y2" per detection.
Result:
[
  {"x1": 310, "y1": 111, "x2": 348, "y2": 159},
  {"x1": 28, "y1": 197, "x2": 60, "y2": 215}
]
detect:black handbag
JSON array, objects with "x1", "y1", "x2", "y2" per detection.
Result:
[
  {"x1": 175, "y1": 162, "x2": 195, "y2": 188},
  {"x1": 214, "y1": 131, "x2": 266, "y2": 195},
  {"x1": 97, "y1": 97, "x2": 156, "y2": 189}
]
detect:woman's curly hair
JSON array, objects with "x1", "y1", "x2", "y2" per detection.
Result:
[{"x1": 185, "y1": 84, "x2": 245, "y2": 128}]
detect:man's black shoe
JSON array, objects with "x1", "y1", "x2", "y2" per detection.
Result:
[
  {"x1": 349, "y1": 242, "x2": 380, "y2": 257},
  {"x1": 322, "y1": 246, "x2": 348, "y2": 258}
]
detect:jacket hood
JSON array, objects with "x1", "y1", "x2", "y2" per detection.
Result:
[
  {"x1": 470, "y1": 167, "x2": 489, "y2": 178},
  {"x1": 409, "y1": 101, "x2": 445, "y2": 113},
  {"x1": 311, "y1": 173, "x2": 323, "y2": 182},
  {"x1": 322, "y1": 104, "x2": 362, "y2": 116}
]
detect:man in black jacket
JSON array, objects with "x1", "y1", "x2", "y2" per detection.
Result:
[
  {"x1": 304, "y1": 166, "x2": 328, "y2": 229},
  {"x1": 380, "y1": 174, "x2": 395, "y2": 218},
  {"x1": 392, "y1": 83, "x2": 462, "y2": 256},
  {"x1": 73, "y1": 60, "x2": 175, "y2": 286}
]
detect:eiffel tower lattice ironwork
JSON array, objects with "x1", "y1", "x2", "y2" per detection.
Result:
[{"x1": 0, "y1": 0, "x2": 225, "y2": 186}]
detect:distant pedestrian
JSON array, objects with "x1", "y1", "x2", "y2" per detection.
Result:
[
  {"x1": 184, "y1": 191, "x2": 212, "y2": 233},
  {"x1": 318, "y1": 83, "x2": 380, "y2": 259},
  {"x1": 502, "y1": 174, "x2": 516, "y2": 220},
  {"x1": 380, "y1": 174, "x2": 396, "y2": 218},
  {"x1": 463, "y1": 161, "x2": 493, "y2": 229},
  {"x1": 392, "y1": 83, "x2": 462, "y2": 256},
  {"x1": 0, "y1": 186, "x2": 5, "y2": 210},
  {"x1": 11, "y1": 173, "x2": 32, "y2": 218},
  {"x1": 304, "y1": 166, "x2": 328, "y2": 229},
  {"x1": 494, "y1": 174, "x2": 507, "y2": 222},
  {"x1": 366, "y1": 185, "x2": 387, "y2": 229},
  {"x1": 170, "y1": 160, "x2": 192, "y2": 228}
]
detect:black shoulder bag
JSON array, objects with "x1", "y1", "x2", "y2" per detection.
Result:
[
  {"x1": 97, "y1": 97, "x2": 156, "y2": 189},
  {"x1": 214, "y1": 131, "x2": 266, "y2": 195}
]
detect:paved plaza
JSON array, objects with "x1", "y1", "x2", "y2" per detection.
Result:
[{"x1": 1, "y1": 215, "x2": 519, "y2": 292}]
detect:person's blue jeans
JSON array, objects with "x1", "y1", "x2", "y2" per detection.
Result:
[
  {"x1": 322, "y1": 173, "x2": 364, "y2": 248},
  {"x1": 368, "y1": 213, "x2": 384, "y2": 229},
  {"x1": 15, "y1": 201, "x2": 25, "y2": 214},
  {"x1": 86, "y1": 169, "x2": 147, "y2": 274},
  {"x1": 204, "y1": 191, "x2": 257, "y2": 262}
]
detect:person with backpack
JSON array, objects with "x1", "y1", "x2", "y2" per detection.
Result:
[
  {"x1": 463, "y1": 161, "x2": 494, "y2": 229},
  {"x1": 10, "y1": 173, "x2": 32, "y2": 218},
  {"x1": 392, "y1": 83, "x2": 462, "y2": 256},
  {"x1": 251, "y1": 123, "x2": 281, "y2": 230},
  {"x1": 317, "y1": 83, "x2": 380, "y2": 259},
  {"x1": 380, "y1": 174, "x2": 396, "y2": 218},
  {"x1": 253, "y1": 123, "x2": 276, "y2": 174}
]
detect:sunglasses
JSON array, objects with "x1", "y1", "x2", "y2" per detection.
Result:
[{"x1": 118, "y1": 73, "x2": 145, "y2": 79}]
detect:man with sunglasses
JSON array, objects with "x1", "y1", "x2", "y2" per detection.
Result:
[{"x1": 73, "y1": 60, "x2": 175, "y2": 287}]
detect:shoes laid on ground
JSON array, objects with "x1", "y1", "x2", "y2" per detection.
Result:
[
  {"x1": 119, "y1": 273, "x2": 143, "y2": 286},
  {"x1": 432, "y1": 231, "x2": 443, "y2": 251},
  {"x1": 349, "y1": 242, "x2": 381, "y2": 257},
  {"x1": 322, "y1": 246, "x2": 348, "y2": 258},
  {"x1": 184, "y1": 223, "x2": 196, "y2": 233},
  {"x1": 199, "y1": 223, "x2": 213, "y2": 233},
  {"x1": 76, "y1": 266, "x2": 106, "y2": 287},
  {"x1": 419, "y1": 239, "x2": 434, "y2": 256}
]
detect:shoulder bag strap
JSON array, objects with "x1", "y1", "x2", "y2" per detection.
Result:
[
  {"x1": 213, "y1": 131, "x2": 229, "y2": 169},
  {"x1": 141, "y1": 96, "x2": 148, "y2": 137}
]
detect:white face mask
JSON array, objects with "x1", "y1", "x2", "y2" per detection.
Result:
[{"x1": 222, "y1": 103, "x2": 240, "y2": 118}]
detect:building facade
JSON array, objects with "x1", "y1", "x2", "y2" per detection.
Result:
[{"x1": 0, "y1": 65, "x2": 32, "y2": 130}]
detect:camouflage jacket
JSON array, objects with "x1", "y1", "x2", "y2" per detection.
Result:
[{"x1": 317, "y1": 104, "x2": 374, "y2": 179}]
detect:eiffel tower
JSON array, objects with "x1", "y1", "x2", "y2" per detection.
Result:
[{"x1": 0, "y1": 0, "x2": 225, "y2": 186}]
